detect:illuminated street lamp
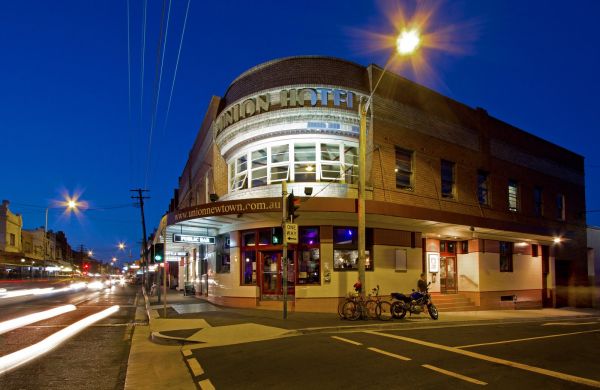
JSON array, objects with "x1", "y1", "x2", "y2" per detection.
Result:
[
  {"x1": 118, "y1": 242, "x2": 126, "y2": 250},
  {"x1": 88, "y1": 250, "x2": 93, "y2": 257},
  {"x1": 44, "y1": 196, "x2": 83, "y2": 269},
  {"x1": 356, "y1": 29, "x2": 421, "y2": 296}
]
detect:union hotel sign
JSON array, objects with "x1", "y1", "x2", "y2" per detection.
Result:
[{"x1": 215, "y1": 87, "x2": 359, "y2": 135}]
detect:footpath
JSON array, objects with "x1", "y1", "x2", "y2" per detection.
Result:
[{"x1": 124, "y1": 288, "x2": 600, "y2": 390}]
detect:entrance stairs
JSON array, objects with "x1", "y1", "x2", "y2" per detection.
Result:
[{"x1": 430, "y1": 293, "x2": 478, "y2": 312}]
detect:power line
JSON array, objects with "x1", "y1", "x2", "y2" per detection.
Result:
[
  {"x1": 139, "y1": 0, "x2": 148, "y2": 133},
  {"x1": 161, "y1": 0, "x2": 191, "y2": 136},
  {"x1": 126, "y1": 0, "x2": 134, "y2": 189},
  {"x1": 144, "y1": 0, "x2": 170, "y2": 189}
]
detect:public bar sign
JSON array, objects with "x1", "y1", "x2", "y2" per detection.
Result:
[{"x1": 173, "y1": 234, "x2": 215, "y2": 245}]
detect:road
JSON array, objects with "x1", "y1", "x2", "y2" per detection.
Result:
[
  {"x1": 186, "y1": 316, "x2": 600, "y2": 389},
  {"x1": 0, "y1": 280, "x2": 139, "y2": 390}
]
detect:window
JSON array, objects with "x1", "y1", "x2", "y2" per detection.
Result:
[
  {"x1": 461, "y1": 241, "x2": 469, "y2": 253},
  {"x1": 343, "y1": 146, "x2": 358, "y2": 184},
  {"x1": 508, "y1": 180, "x2": 519, "y2": 212},
  {"x1": 395, "y1": 147, "x2": 413, "y2": 189},
  {"x1": 216, "y1": 234, "x2": 230, "y2": 273},
  {"x1": 320, "y1": 143, "x2": 342, "y2": 181},
  {"x1": 532, "y1": 244, "x2": 539, "y2": 258},
  {"x1": 250, "y1": 149, "x2": 268, "y2": 188},
  {"x1": 9, "y1": 233, "x2": 15, "y2": 246},
  {"x1": 556, "y1": 194, "x2": 565, "y2": 220},
  {"x1": 499, "y1": 241, "x2": 513, "y2": 272},
  {"x1": 333, "y1": 227, "x2": 373, "y2": 271},
  {"x1": 534, "y1": 187, "x2": 543, "y2": 217},
  {"x1": 440, "y1": 241, "x2": 456, "y2": 254},
  {"x1": 441, "y1": 160, "x2": 455, "y2": 198},
  {"x1": 298, "y1": 227, "x2": 320, "y2": 285},
  {"x1": 477, "y1": 170, "x2": 489, "y2": 205},
  {"x1": 233, "y1": 155, "x2": 248, "y2": 190}
]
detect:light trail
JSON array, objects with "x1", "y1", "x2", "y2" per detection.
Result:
[
  {"x1": 0, "y1": 283, "x2": 88, "y2": 299},
  {"x1": 0, "y1": 305, "x2": 120, "y2": 375},
  {"x1": 0, "y1": 305, "x2": 76, "y2": 335}
]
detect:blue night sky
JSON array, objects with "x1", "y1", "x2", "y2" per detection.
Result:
[{"x1": 1, "y1": 1, "x2": 599, "y2": 265}]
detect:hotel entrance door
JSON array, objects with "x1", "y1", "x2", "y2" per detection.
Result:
[
  {"x1": 259, "y1": 250, "x2": 295, "y2": 300},
  {"x1": 440, "y1": 256, "x2": 457, "y2": 294}
]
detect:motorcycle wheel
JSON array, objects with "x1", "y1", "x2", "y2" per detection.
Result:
[
  {"x1": 391, "y1": 301, "x2": 407, "y2": 319},
  {"x1": 428, "y1": 304, "x2": 439, "y2": 320},
  {"x1": 376, "y1": 301, "x2": 393, "y2": 321},
  {"x1": 342, "y1": 301, "x2": 361, "y2": 321}
]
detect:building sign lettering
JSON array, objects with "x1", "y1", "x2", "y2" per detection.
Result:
[
  {"x1": 167, "y1": 198, "x2": 282, "y2": 225},
  {"x1": 173, "y1": 234, "x2": 215, "y2": 244},
  {"x1": 215, "y1": 87, "x2": 357, "y2": 135}
]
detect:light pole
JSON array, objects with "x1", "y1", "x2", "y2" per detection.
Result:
[{"x1": 356, "y1": 28, "x2": 421, "y2": 296}]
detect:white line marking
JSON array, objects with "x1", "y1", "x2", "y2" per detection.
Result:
[
  {"x1": 199, "y1": 379, "x2": 215, "y2": 390},
  {"x1": 0, "y1": 305, "x2": 76, "y2": 335},
  {"x1": 331, "y1": 336, "x2": 362, "y2": 346},
  {"x1": 366, "y1": 331, "x2": 600, "y2": 388},
  {"x1": 368, "y1": 347, "x2": 411, "y2": 361},
  {"x1": 182, "y1": 349, "x2": 193, "y2": 357},
  {"x1": 187, "y1": 357, "x2": 205, "y2": 377},
  {"x1": 455, "y1": 329, "x2": 600, "y2": 349},
  {"x1": 422, "y1": 364, "x2": 487, "y2": 385},
  {"x1": 542, "y1": 322, "x2": 599, "y2": 326},
  {"x1": 0, "y1": 305, "x2": 120, "y2": 375}
]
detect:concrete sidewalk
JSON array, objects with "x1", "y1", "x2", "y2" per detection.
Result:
[{"x1": 125, "y1": 287, "x2": 600, "y2": 389}]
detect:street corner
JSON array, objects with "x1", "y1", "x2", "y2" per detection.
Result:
[{"x1": 183, "y1": 322, "x2": 297, "y2": 348}]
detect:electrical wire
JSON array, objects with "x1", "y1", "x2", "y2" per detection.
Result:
[
  {"x1": 144, "y1": 0, "x2": 170, "y2": 190},
  {"x1": 126, "y1": 0, "x2": 134, "y2": 189},
  {"x1": 161, "y1": 0, "x2": 191, "y2": 137}
]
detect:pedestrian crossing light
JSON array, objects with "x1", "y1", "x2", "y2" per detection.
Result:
[
  {"x1": 286, "y1": 191, "x2": 300, "y2": 221},
  {"x1": 153, "y1": 243, "x2": 164, "y2": 263}
]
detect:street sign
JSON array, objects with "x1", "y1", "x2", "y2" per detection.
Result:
[{"x1": 284, "y1": 223, "x2": 298, "y2": 244}]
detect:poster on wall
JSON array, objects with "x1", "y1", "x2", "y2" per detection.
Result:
[{"x1": 428, "y1": 253, "x2": 440, "y2": 273}]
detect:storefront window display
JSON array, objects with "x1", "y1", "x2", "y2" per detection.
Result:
[
  {"x1": 333, "y1": 227, "x2": 373, "y2": 271},
  {"x1": 298, "y1": 227, "x2": 320, "y2": 284}
]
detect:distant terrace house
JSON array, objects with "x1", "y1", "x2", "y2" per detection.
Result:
[{"x1": 152, "y1": 56, "x2": 590, "y2": 312}]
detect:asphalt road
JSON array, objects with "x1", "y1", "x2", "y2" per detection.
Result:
[
  {"x1": 187, "y1": 316, "x2": 600, "y2": 389},
  {"x1": 0, "y1": 281, "x2": 139, "y2": 390}
]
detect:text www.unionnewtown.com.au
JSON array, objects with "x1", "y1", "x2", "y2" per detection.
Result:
[{"x1": 174, "y1": 200, "x2": 281, "y2": 221}]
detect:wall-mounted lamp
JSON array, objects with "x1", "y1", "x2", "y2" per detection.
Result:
[
  {"x1": 304, "y1": 187, "x2": 313, "y2": 196},
  {"x1": 209, "y1": 193, "x2": 219, "y2": 202}
]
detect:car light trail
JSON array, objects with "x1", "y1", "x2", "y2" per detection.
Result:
[
  {"x1": 0, "y1": 305, "x2": 120, "y2": 375},
  {"x1": 0, "y1": 305, "x2": 76, "y2": 335}
]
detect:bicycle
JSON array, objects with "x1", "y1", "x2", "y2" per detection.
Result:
[{"x1": 341, "y1": 286, "x2": 382, "y2": 321}]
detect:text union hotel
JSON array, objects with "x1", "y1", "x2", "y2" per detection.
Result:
[{"x1": 157, "y1": 56, "x2": 589, "y2": 311}]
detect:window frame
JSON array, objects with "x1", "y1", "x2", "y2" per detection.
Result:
[
  {"x1": 395, "y1": 147, "x2": 414, "y2": 190},
  {"x1": 477, "y1": 170, "x2": 490, "y2": 206},
  {"x1": 499, "y1": 241, "x2": 514, "y2": 272},
  {"x1": 441, "y1": 159, "x2": 456, "y2": 199},
  {"x1": 508, "y1": 179, "x2": 519, "y2": 212}
]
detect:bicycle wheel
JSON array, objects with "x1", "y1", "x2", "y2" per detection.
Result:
[
  {"x1": 376, "y1": 301, "x2": 393, "y2": 321},
  {"x1": 365, "y1": 299, "x2": 379, "y2": 319},
  {"x1": 337, "y1": 299, "x2": 347, "y2": 319},
  {"x1": 342, "y1": 301, "x2": 361, "y2": 321}
]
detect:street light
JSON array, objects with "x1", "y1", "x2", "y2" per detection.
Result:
[
  {"x1": 44, "y1": 196, "x2": 83, "y2": 269},
  {"x1": 356, "y1": 29, "x2": 421, "y2": 296},
  {"x1": 118, "y1": 242, "x2": 125, "y2": 250}
]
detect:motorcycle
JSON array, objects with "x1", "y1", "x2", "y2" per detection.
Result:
[{"x1": 390, "y1": 283, "x2": 439, "y2": 320}]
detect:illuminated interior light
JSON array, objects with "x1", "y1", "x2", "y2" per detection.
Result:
[
  {"x1": 553, "y1": 237, "x2": 562, "y2": 244},
  {"x1": 0, "y1": 305, "x2": 119, "y2": 375},
  {"x1": 0, "y1": 305, "x2": 76, "y2": 335}
]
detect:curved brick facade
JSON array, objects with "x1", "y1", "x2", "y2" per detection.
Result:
[{"x1": 220, "y1": 56, "x2": 370, "y2": 111}]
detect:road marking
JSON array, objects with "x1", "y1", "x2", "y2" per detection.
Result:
[
  {"x1": 199, "y1": 379, "x2": 215, "y2": 390},
  {"x1": 542, "y1": 321, "x2": 599, "y2": 326},
  {"x1": 455, "y1": 329, "x2": 600, "y2": 349},
  {"x1": 182, "y1": 349, "x2": 193, "y2": 357},
  {"x1": 366, "y1": 331, "x2": 600, "y2": 388},
  {"x1": 422, "y1": 364, "x2": 487, "y2": 385},
  {"x1": 187, "y1": 357, "x2": 205, "y2": 377},
  {"x1": 331, "y1": 336, "x2": 362, "y2": 345},
  {"x1": 367, "y1": 347, "x2": 411, "y2": 361}
]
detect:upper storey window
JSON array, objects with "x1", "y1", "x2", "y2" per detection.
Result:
[
  {"x1": 228, "y1": 141, "x2": 358, "y2": 193},
  {"x1": 508, "y1": 179, "x2": 519, "y2": 212},
  {"x1": 395, "y1": 147, "x2": 413, "y2": 190},
  {"x1": 441, "y1": 160, "x2": 455, "y2": 198}
]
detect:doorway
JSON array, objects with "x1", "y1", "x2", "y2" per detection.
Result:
[
  {"x1": 259, "y1": 250, "x2": 295, "y2": 300},
  {"x1": 440, "y1": 256, "x2": 457, "y2": 294}
]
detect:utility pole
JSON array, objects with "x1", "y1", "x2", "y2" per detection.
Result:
[
  {"x1": 282, "y1": 181, "x2": 288, "y2": 319},
  {"x1": 131, "y1": 189, "x2": 150, "y2": 290}
]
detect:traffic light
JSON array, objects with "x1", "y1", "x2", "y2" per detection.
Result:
[
  {"x1": 83, "y1": 263, "x2": 89, "y2": 273},
  {"x1": 286, "y1": 191, "x2": 300, "y2": 221},
  {"x1": 153, "y1": 243, "x2": 164, "y2": 263}
]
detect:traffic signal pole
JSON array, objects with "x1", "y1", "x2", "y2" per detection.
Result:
[{"x1": 282, "y1": 181, "x2": 288, "y2": 320}]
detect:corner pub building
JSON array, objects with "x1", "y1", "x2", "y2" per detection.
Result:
[{"x1": 156, "y1": 56, "x2": 589, "y2": 312}]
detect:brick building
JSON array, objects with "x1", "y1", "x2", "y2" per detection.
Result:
[{"x1": 158, "y1": 56, "x2": 588, "y2": 311}]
